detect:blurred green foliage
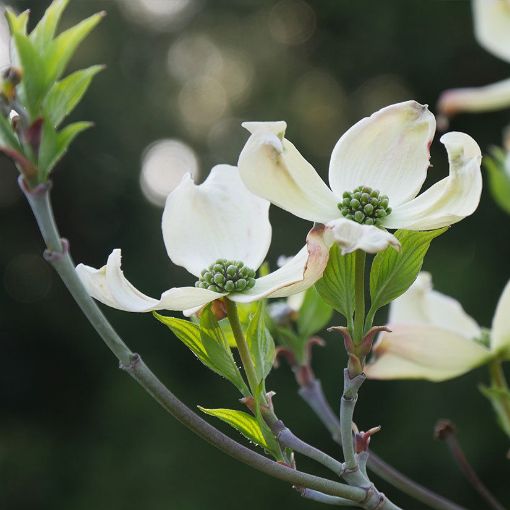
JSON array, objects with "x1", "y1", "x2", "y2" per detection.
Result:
[{"x1": 1, "y1": 1, "x2": 509, "y2": 509}]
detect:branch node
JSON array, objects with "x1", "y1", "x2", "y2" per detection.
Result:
[
  {"x1": 43, "y1": 238, "x2": 70, "y2": 262},
  {"x1": 119, "y1": 353, "x2": 142, "y2": 372},
  {"x1": 343, "y1": 368, "x2": 366, "y2": 400},
  {"x1": 18, "y1": 174, "x2": 51, "y2": 195},
  {"x1": 361, "y1": 484, "x2": 386, "y2": 510}
]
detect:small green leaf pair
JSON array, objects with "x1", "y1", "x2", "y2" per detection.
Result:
[
  {"x1": 316, "y1": 228, "x2": 447, "y2": 337},
  {"x1": 157, "y1": 301, "x2": 282, "y2": 459}
]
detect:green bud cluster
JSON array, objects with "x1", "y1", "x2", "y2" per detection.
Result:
[
  {"x1": 196, "y1": 259, "x2": 257, "y2": 293},
  {"x1": 338, "y1": 185, "x2": 392, "y2": 226}
]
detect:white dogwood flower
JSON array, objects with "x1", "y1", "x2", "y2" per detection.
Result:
[
  {"x1": 238, "y1": 101, "x2": 482, "y2": 254},
  {"x1": 76, "y1": 164, "x2": 330, "y2": 316},
  {"x1": 438, "y1": 0, "x2": 510, "y2": 118},
  {"x1": 365, "y1": 272, "x2": 510, "y2": 382}
]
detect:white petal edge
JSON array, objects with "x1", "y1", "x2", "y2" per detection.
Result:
[
  {"x1": 473, "y1": 0, "x2": 510, "y2": 63},
  {"x1": 328, "y1": 101, "x2": 436, "y2": 207},
  {"x1": 438, "y1": 78, "x2": 510, "y2": 118},
  {"x1": 365, "y1": 325, "x2": 491, "y2": 382},
  {"x1": 230, "y1": 224, "x2": 330, "y2": 303},
  {"x1": 491, "y1": 279, "x2": 510, "y2": 356},
  {"x1": 76, "y1": 249, "x2": 225, "y2": 312},
  {"x1": 325, "y1": 218, "x2": 400, "y2": 255},
  {"x1": 389, "y1": 272, "x2": 481, "y2": 339},
  {"x1": 238, "y1": 121, "x2": 340, "y2": 223},
  {"x1": 384, "y1": 131, "x2": 482, "y2": 230},
  {"x1": 162, "y1": 164, "x2": 272, "y2": 277}
]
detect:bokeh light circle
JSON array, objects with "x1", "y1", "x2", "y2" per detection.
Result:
[{"x1": 140, "y1": 139, "x2": 200, "y2": 207}]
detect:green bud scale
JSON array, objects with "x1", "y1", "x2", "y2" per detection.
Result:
[
  {"x1": 196, "y1": 259, "x2": 257, "y2": 293},
  {"x1": 338, "y1": 185, "x2": 392, "y2": 227}
]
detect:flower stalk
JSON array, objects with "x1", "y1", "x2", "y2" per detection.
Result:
[
  {"x1": 353, "y1": 250, "x2": 366, "y2": 344},
  {"x1": 225, "y1": 298, "x2": 260, "y2": 397}
]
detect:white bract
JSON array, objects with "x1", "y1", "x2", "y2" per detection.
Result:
[
  {"x1": 76, "y1": 165, "x2": 330, "y2": 316},
  {"x1": 365, "y1": 272, "x2": 510, "y2": 382},
  {"x1": 238, "y1": 101, "x2": 482, "y2": 254},
  {"x1": 438, "y1": 0, "x2": 510, "y2": 118}
]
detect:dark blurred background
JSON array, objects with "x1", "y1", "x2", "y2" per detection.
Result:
[{"x1": 0, "y1": 0, "x2": 508, "y2": 508}]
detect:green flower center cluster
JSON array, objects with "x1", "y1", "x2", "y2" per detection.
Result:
[
  {"x1": 196, "y1": 259, "x2": 257, "y2": 293},
  {"x1": 338, "y1": 185, "x2": 392, "y2": 226}
]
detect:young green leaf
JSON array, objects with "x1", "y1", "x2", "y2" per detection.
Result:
[
  {"x1": 37, "y1": 120, "x2": 57, "y2": 178},
  {"x1": 369, "y1": 228, "x2": 447, "y2": 313},
  {"x1": 45, "y1": 12, "x2": 105, "y2": 85},
  {"x1": 38, "y1": 121, "x2": 93, "y2": 179},
  {"x1": 485, "y1": 149, "x2": 510, "y2": 215},
  {"x1": 5, "y1": 9, "x2": 29, "y2": 36},
  {"x1": 273, "y1": 326, "x2": 302, "y2": 355},
  {"x1": 155, "y1": 312, "x2": 249, "y2": 396},
  {"x1": 43, "y1": 65, "x2": 104, "y2": 127},
  {"x1": 199, "y1": 306, "x2": 249, "y2": 394},
  {"x1": 12, "y1": 33, "x2": 47, "y2": 117},
  {"x1": 198, "y1": 407, "x2": 269, "y2": 450},
  {"x1": 30, "y1": 0, "x2": 69, "y2": 52},
  {"x1": 246, "y1": 301, "x2": 275, "y2": 384},
  {"x1": 315, "y1": 244, "x2": 355, "y2": 324},
  {"x1": 297, "y1": 286, "x2": 333, "y2": 339},
  {"x1": 0, "y1": 114, "x2": 21, "y2": 151}
]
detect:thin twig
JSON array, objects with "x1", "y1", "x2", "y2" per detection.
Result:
[
  {"x1": 298, "y1": 488, "x2": 354, "y2": 506},
  {"x1": 340, "y1": 369, "x2": 369, "y2": 488},
  {"x1": 272, "y1": 420, "x2": 344, "y2": 477},
  {"x1": 435, "y1": 420, "x2": 506, "y2": 510}
]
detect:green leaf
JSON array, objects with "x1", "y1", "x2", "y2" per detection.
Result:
[
  {"x1": 369, "y1": 228, "x2": 447, "y2": 313},
  {"x1": 5, "y1": 9, "x2": 29, "y2": 36},
  {"x1": 12, "y1": 33, "x2": 47, "y2": 117},
  {"x1": 199, "y1": 306, "x2": 249, "y2": 394},
  {"x1": 297, "y1": 286, "x2": 333, "y2": 338},
  {"x1": 273, "y1": 325, "x2": 301, "y2": 353},
  {"x1": 43, "y1": 65, "x2": 104, "y2": 127},
  {"x1": 246, "y1": 301, "x2": 275, "y2": 384},
  {"x1": 30, "y1": 0, "x2": 69, "y2": 51},
  {"x1": 37, "y1": 119, "x2": 57, "y2": 178},
  {"x1": 315, "y1": 244, "x2": 355, "y2": 323},
  {"x1": 45, "y1": 12, "x2": 105, "y2": 85},
  {"x1": 198, "y1": 407, "x2": 269, "y2": 450},
  {"x1": 0, "y1": 114, "x2": 21, "y2": 151},
  {"x1": 485, "y1": 150, "x2": 510, "y2": 215},
  {"x1": 155, "y1": 312, "x2": 249, "y2": 396},
  {"x1": 38, "y1": 121, "x2": 92, "y2": 179}
]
